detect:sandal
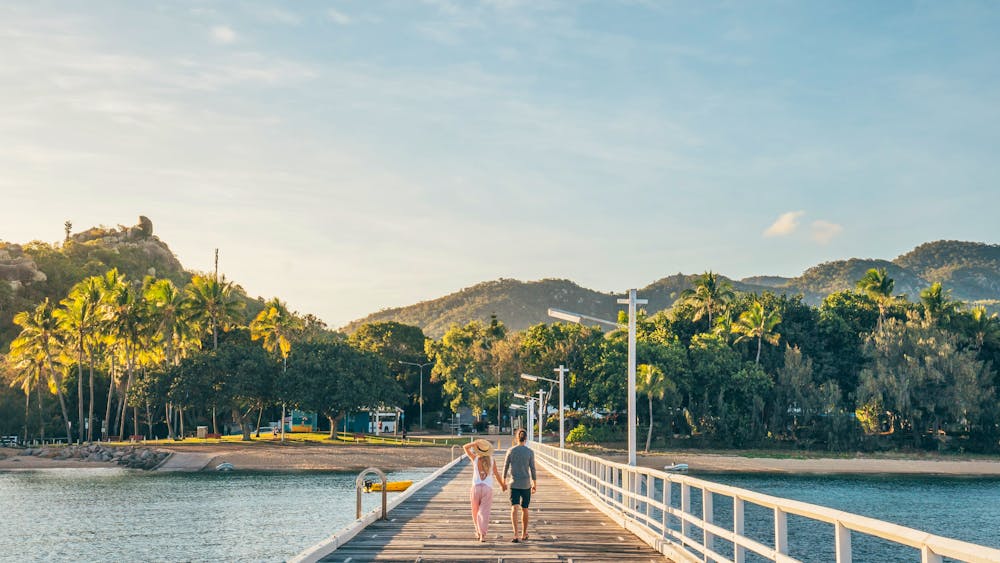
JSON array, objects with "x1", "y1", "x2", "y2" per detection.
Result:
[{"x1": 511, "y1": 538, "x2": 520, "y2": 543}]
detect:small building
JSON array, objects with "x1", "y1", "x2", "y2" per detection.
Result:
[{"x1": 283, "y1": 409, "x2": 318, "y2": 433}]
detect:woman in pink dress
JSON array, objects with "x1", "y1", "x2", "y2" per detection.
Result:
[{"x1": 463, "y1": 438, "x2": 506, "y2": 542}]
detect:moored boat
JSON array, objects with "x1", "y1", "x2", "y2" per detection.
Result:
[{"x1": 365, "y1": 480, "x2": 413, "y2": 492}]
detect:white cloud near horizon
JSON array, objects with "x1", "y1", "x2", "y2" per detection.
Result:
[
  {"x1": 327, "y1": 8, "x2": 353, "y2": 25},
  {"x1": 811, "y1": 220, "x2": 844, "y2": 244},
  {"x1": 211, "y1": 25, "x2": 237, "y2": 43},
  {"x1": 763, "y1": 211, "x2": 804, "y2": 237}
]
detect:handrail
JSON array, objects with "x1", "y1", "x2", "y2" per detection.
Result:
[
  {"x1": 532, "y1": 442, "x2": 1000, "y2": 563},
  {"x1": 355, "y1": 467, "x2": 387, "y2": 520}
]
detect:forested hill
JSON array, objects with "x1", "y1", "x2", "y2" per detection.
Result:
[
  {"x1": 0, "y1": 217, "x2": 263, "y2": 348},
  {"x1": 345, "y1": 240, "x2": 1000, "y2": 337}
]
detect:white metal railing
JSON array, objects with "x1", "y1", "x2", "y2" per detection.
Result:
[{"x1": 533, "y1": 443, "x2": 1000, "y2": 563}]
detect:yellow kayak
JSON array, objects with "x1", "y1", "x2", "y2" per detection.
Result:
[{"x1": 365, "y1": 480, "x2": 413, "y2": 493}]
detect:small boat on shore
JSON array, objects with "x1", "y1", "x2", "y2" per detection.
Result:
[
  {"x1": 365, "y1": 480, "x2": 413, "y2": 492},
  {"x1": 663, "y1": 463, "x2": 688, "y2": 472}
]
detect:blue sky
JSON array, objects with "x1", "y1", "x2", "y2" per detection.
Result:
[{"x1": 3, "y1": 1, "x2": 999, "y2": 327}]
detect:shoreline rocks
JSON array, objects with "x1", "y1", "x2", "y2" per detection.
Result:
[{"x1": 20, "y1": 444, "x2": 169, "y2": 470}]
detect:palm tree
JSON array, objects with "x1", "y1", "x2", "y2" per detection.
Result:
[
  {"x1": 185, "y1": 274, "x2": 244, "y2": 434},
  {"x1": 145, "y1": 278, "x2": 198, "y2": 440},
  {"x1": 184, "y1": 274, "x2": 245, "y2": 350},
  {"x1": 10, "y1": 299, "x2": 73, "y2": 443},
  {"x1": 250, "y1": 298, "x2": 302, "y2": 440},
  {"x1": 56, "y1": 277, "x2": 102, "y2": 443},
  {"x1": 731, "y1": 299, "x2": 782, "y2": 364},
  {"x1": 680, "y1": 271, "x2": 735, "y2": 327},
  {"x1": 919, "y1": 282, "x2": 958, "y2": 325},
  {"x1": 856, "y1": 268, "x2": 895, "y2": 333},
  {"x1": 9, "y1": 353, "x2": 46, "y2": 443},
  {"x1": 969, "y1": 306, "x2": 1000, "y2": 351},
  {"x1": 104, "y1": 278, "x2": 148, "y2": 440},
  {"x1": 637, "y1": 364, "x2": 675, "y2": 452},
  {"x1": 97, "y1": 269, "x2": 126, "y2": 439}
]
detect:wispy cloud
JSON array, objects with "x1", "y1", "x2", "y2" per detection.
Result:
[
  {"x1": 763, "y1": 211, "x2": 804, "y2": 237},
  {"x1": 811, "y1": 220, "x2": 843, "y2": 244},
  {"x1": 327, "y1": 8, "x2": 353, "y2": 26},
  {"x1": 211, "y1": 25, "x2": 237, "y2": 44},
  {"x1": 252, "y1": 8, "x2": 301, "y2": 25}
]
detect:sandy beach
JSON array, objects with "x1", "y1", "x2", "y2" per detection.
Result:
[{"x1": 4, "y1": 443, "x2": 1000, "y2": 475}]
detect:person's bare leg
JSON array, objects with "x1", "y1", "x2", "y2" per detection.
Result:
[
  {"x1": 521, "y1": 506, "x2": 530, "y2": 540},
  {"x1": 510, "y1": 505, "x2": 520, "y2": 540},
  {"x1": 471, "y1": 490, "x2": 482, "y2": 539}
]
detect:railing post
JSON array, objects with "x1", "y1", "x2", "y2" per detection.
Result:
[
  {"x1": 661, "y1": 478, "x2": 671, "y2": 537},
  {"x1": 681, "y1": 483, "x2": 691, "y2": 540},
  {"x1": 702, "y1": 488, "x2": 714, "y2": 556},
  {"x1": 921, "y1": 546, "x2": 943, "y2": 563},
  {"x1": 734, "y1": 498, "x2": 745, "y2": 563},
  {"x1": 774, "y1": 508, "x2": 788, "y2": 556},
  {"x1": 835, "y1": 521, "x2": 852, "y2": 563}
]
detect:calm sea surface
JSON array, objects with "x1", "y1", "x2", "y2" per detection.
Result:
[
  {"x1": 0, "y1": 467, "x2": 432, "y2": 563},
  {"x1": 682, "y1": 472, "x2": 1000, "y2": 562},
  {"x1": 2, "y1": 468, "x2": 998, "y2": 562}
]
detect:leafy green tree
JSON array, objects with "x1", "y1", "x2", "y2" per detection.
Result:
[
  {"x1": 816, "y1": 290, "x2": 878, "y2": 401},
  {"x1": 348, "y1": 321, "x2": 431, "y2": 425},
  {"x1": 10, "y1": 299, "x2": 72, "y2": 442},
  {"x1": 720, "y1": 362, "x2": 773, "y2": 446},
  {"x1": 679, "y1": 271, "x2": 735, "y2": 328},
  {"x1": 771, "y1": 346, "x2": 818, "y2": 440},
  {"x1": 425, "y1": 318, "x2": 506, "y2": 416},
  {"x1": 685, "y1": 333, "x2": 740, "y2": 435},
  {"x1": 519, "y1": 322, "x2": 603, "y2": 412},
  {"x1": 858, "y1": 313, "x2": 994, "y2": 448},
  {"x1": 731, "y1": 299, "x2": 782, "y2": 364},
  {"x1": 284, "y1": 340, "x2": 404, "y2": 437}
]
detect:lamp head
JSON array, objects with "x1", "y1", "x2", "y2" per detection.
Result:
[{"x1": 548, "y1": 308, "x2": 582, "y2": 323}]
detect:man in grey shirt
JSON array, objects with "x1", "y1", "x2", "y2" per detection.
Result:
[{"x1": 502, "y1": 428, "x2": 537, "y2": 542}]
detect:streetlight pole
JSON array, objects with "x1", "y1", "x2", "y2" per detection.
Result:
[
  {"x1": 536, "y1": 389, "x2": 545, "y2": 443},
  {"x1": 398, "y1": 361, "x2": 433, "y2": 430},
  {"x1": 514, "y1": 393, "x2": 536, "y2": 443},
  {"x1": 548, "y1": 290, "x2": 645, "y2": 466},
  {"x1": 617, "y1": 289, "x2": 647, "y2": 467},
  {"x1": 555, "y1": 365, "x2": 567, "y2": 448},
  {"x1": 521, "y1": 366, "x2": 568, "y2": 448}
]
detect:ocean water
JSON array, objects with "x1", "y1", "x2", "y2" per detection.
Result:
[
  {"x1": 667, "y1": 472, "x2": 1000, "y2": 562},
  {"x1": 3, "y1": 467, "x2": 998, "y2": 562},
  {"x1": 0, "y1": 467, "x2": 432, "y2": 563}
]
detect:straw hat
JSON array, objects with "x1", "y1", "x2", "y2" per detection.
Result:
[{"x1": 471, "y1": 438, "x2": 494, "y2": 458}]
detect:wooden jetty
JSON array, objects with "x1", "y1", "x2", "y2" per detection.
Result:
[{"x1": 321, "y1": 457, "x2": 668, "y2": 562}]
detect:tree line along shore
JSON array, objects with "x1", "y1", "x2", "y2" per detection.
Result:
[{"x1": 2, "y1": 258, "x2": 1000, "y2": 456}]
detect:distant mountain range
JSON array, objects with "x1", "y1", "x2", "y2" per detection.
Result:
[
  {"x1": 4, "y1": 224, "x2": 998, "y2": 342},
  {"x1": 343, "y1": 240, "x2": 1000, "y2": 337}
]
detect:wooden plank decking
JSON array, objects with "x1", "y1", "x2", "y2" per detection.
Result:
[{"x1": 321, "y1": 455, "x2": 669, "y2": 562}]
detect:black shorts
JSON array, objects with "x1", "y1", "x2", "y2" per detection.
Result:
[{"x1": 509, "y1": 487, "x2": 531, "y2": 508}]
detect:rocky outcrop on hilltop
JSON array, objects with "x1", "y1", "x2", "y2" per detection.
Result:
[{"x1": 0, "y1": 245, "x2": 46, "y2": 289}]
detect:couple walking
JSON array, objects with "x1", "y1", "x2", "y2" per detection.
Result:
[{"x1": 461, "y1": 428, "x2": 537, "y2": 543}]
